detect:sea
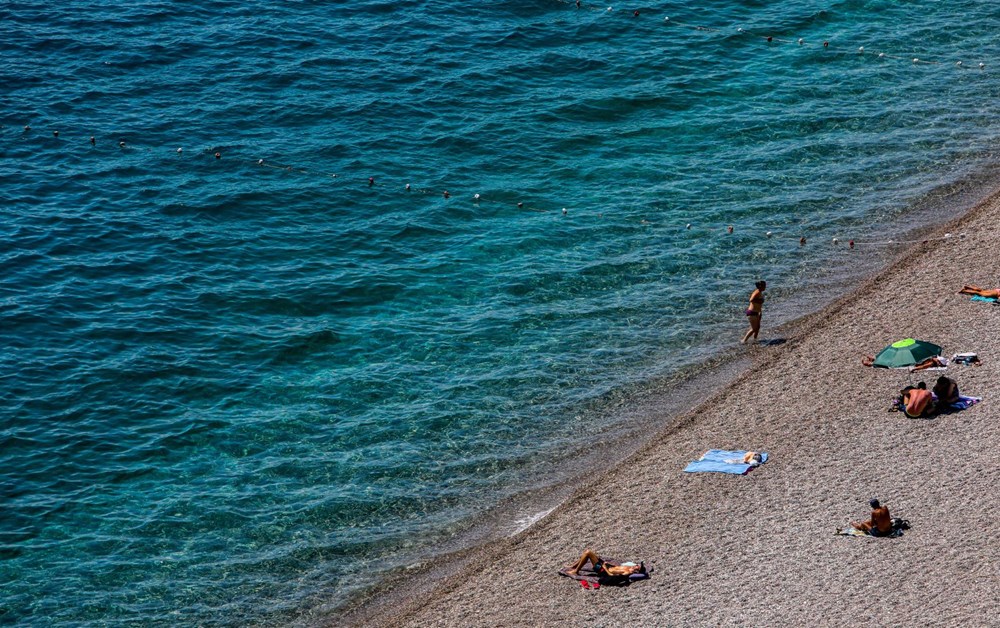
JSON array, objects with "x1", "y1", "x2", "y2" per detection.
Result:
[{"x1": 3, "y1": 0, "x2": 1000, "y2": 624}]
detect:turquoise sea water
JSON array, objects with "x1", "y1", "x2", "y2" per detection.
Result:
[{"x1": 3, "y1": 0, "x2": 1000, "y2": 623}]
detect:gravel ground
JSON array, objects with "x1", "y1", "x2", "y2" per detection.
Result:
[{"x1": 357, "y1": 191, "x2": 1000, "y2": 627}]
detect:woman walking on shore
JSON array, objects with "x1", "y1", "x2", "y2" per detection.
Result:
[{"x1": 742, "y1": 280, "x2": 766, "y2": 344}]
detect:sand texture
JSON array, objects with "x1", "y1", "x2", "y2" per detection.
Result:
[{"x1": 358, "y1": 191, "x2": 1000, "y2": 627}]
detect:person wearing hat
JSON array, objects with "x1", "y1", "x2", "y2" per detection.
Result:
[{"x1": 851, "y1": 498, "x2": 893, "y2": 536}]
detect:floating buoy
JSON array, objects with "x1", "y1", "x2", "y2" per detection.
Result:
[
  {"x1": 664, "y1": 16, "x2": 669, "y2": 22},
  {"x1": 956, "y1": 61, "x2": 963, "y2": 67},
  {"x1": 737, "y1": 27, "x2": 744, "y2": 33},
  {"x1": 473, "y1": 193, "x2": 481, "y2": 201},
  {"x1": 878, "y1": 53, "x2": 885, "y2": 58},
  {"x1": 912, "y1": 58, "x2": 919, "y2": 63},
  {"x1": 765, "y1": 231, "x2": 772, "y2": 238},
  {"x1": 177, "y1": 147, "x2": 182, "y2": 153}
]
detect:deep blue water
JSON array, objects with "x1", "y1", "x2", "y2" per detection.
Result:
[{"x1": 3, "y1": 0, "x2": 1000, "y2": 624}]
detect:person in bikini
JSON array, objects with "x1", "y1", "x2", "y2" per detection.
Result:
[
  {"x1": 564, "y1": 550, "x2": 644, "y2": 577},
  {"x1": 741, "y1": 280, "x2": 766, "y2": 344},
  {"x1": 899, "y1": 382, "x2": 936, "y2": 418},
  {"x1": 959, "y1": 284, "x2": 1000, "y2": 299}
]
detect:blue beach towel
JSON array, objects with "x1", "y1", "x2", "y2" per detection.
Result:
[
  {"x1": 970, "y1": 295, "x2": 997, "y2": 303},
  {"x1": 683, "y1": 449, "x2": 769, "y2": 475},
  {"x1": 941, "y1": 395, "x2": 982, "y2": 413}
]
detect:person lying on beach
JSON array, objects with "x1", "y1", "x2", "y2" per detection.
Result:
[
  {"x1": 564, "y1": 550, "x2": 645, "y2": 577},
  {"x1": 861, "y1": 354, "x2": 948, "y2": 370},
  {"x1": 898, "y1": 382, "x2": 936, "y2": 418},
  {"x1": 909, "y1": 356, "x2": 949, "y2": 372},
  {"x1": 850, "y1": 498, "x2": 893, "y2": 536},
  {"x1": 959, "y1": 285, "x2": 1000, "y2": 299},
  {"x1": 724, "y1": 451, "x2": 763, "y2": 466},
  {"x1": 932, "y1": 375, "x2": 960, "y2": 405}
]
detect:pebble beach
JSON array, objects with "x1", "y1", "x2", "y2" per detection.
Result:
[{"x1": 349, "y1": 188, "x2": 1000, "y2": 626}]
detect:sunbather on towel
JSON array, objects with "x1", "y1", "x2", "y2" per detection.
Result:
[
  {"x1": 861, "y1": 354, "x2": 947, "y2": 370},
  {"x1": 724, "y1": 451, "x2": 763, "y2": 466},
  {"x1": 900, "y1": 383, "x2": 936, "y2": 418},
  {"x1": 565, "y1": 550, "x2": 644, "y2": 577},
  {"x1": 959, "y1": 285, "x2": 1000, "y2": 299},
  {"x1": 909, "y1": 356, "x2": 949, "y2": 372},
  {"x1": 932, "y1": 375, "x2": 960, "y2": 405},
  {"x1": 850, "y1": 498, "x2": 893, "y2": 536}
]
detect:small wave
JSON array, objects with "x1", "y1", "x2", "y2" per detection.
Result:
[{"x1": 511, "y1": 507, "x2": 555, "y2": 535}]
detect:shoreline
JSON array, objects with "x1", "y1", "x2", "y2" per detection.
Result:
[{"x1": 334, "y1": 181, "x2": 1000, "y2": 626}]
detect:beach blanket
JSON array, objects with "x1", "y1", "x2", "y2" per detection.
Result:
[
  {"x1": 835, "y1": 526, "x2": 904, "y2": 538},
  {"x1": 683, "y1": 449, "x2": 769, "y2": 475},
  {"x1": 891, "y1": 394, "x2": 981, "y2": 415},
  {"x1": 558, "y1": 558, "x2": 653, "y2": 587},
  {"x1": 970, "y1": 295, "x2": 998, "y2": 303},
  {"x1": 940, "y1": 395, "x2": 982, "y2": 413}
]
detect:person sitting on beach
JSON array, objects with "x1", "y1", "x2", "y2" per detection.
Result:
[
  {"x1": 899, "y1": 382, "x2": 936, "y2": 418},
  {"x1": 850, "y1": 498, "x2": 893, "y2": 536},
  {"x1": 959, "y1": 284, "x2": 1000, "y2": 299},
  {"x1": 932, "y1": 375, "x2": 960, "y2": 405},
  {"x1": 564, "y1": 550, "x2": 644, "y2": 577}
]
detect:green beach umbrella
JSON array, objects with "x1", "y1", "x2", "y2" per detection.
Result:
[{"x1": 872, "y1": 338, "x2": 942, "y2": 368}]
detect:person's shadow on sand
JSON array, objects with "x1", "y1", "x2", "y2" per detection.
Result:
[{"x1": 758, "y1": 338, "x2": 787, "y2": 347}]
